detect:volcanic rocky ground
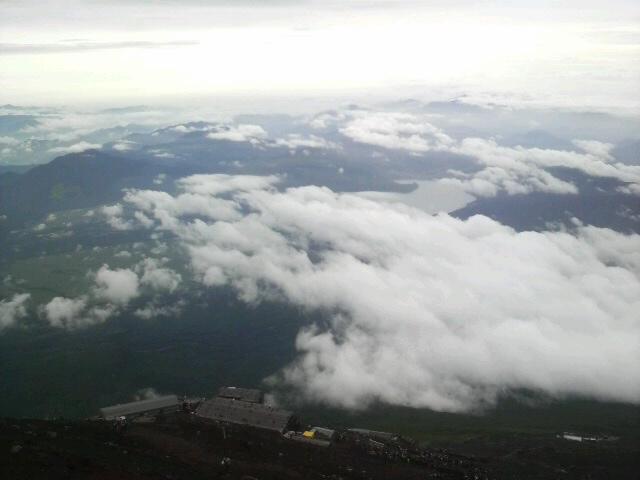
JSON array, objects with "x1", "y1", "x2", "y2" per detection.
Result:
[{"x1": 1, "y1": 413, "x2": 638, "y2": 479}]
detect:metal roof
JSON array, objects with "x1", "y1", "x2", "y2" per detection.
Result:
[
  {"x1": 217, "y1": 386, "x2": 263, "y2": 404},
  {"x1": 348, "y1": 428, "x2": 397, "y2": 441},
  {"x1": 312, "y1": 427, "x2": 336, "y2": 440},
  {"x1": 196, "y1": 397, "x2": 293, "y2": 432},
  {"x1": 100, "y1": 395, "x2": 180, "y2": 419}
]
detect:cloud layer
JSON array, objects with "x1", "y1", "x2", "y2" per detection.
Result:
[
  {"x1": 320, "y1": 109, "x2": 640, "y2": 197},
  {"x1": 117, "y1": 174, "x2": 640, "y2": 411},
  {"x1": 0, "y1": 40, "x2": 198, "y2": 55}
]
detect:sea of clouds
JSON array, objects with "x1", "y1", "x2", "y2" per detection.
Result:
[{"x1": 92, "y1": 173, "x2": 640, "y2": 411}]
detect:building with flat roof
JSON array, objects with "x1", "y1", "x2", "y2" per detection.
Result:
[
  {"x1": 99, "y1": 395, "x2": 180, "y2": 420},
  {"x1": 217, "y1": 386, "x2": 264, "y2": 404},
  {"x1": 196, "y1": 397, "x2": 294, "y2": 433}
]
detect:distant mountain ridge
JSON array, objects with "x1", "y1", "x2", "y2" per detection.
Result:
[{"x1": 0, "y1": 150, "x2": 154, "y2": 225}]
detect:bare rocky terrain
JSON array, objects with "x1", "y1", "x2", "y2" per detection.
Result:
[{"x1": 2, "y1": 414, "x2": 638, "y2": 479}]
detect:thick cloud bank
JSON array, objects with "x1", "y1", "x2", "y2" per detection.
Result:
[{"x1": 120, "y1": 174, "x2": 640, "y2": 411}]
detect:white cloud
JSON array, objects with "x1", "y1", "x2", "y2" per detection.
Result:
[
  {"x1": 101, "y1": 203, "x2": 133, "y2": 230},
  {"x1": 448, "y1": 137, "x2": 640, "y2": 197},
  {"x1": 339, "y1": 111, "x2": 453, "y2": 152},
  {"x1": 48, "y1": 141, "x2": 102, "y2": 154},
  {"x1": 330, "y1": 109, "x2": 640, "y2": 197},
  {"x1": 38, "y1": 258, "x2": 181, "y2": 328},
  {"x1": 118, "y1": 175, "x2": 640, "y2": 411},
  {"x1": 618, "y1": 183, "x2": 640, "y2": 196},
  {"x1": 112, "y1": 140, "x2": 137, "y2": 151},
  {"x1": 134, "y1": 211, "x2": 155, "y2": 228},
  {"x1": 42, "y1": 295, "x2": 118, "y2": 329},
  {"x1": 169, "y1": 123, "x2": 214, "y2": 133},
  {"x1": 40, "y1": 264, "x2": 146, "y2": 329},
  {"x1": 153, "y1": 173, "x2": 167, "y2": 185},
  {"x1": 439, "y1": 163, "x2": 579, "y2": 197},
  {"x1": 0, "y1": 293, "x2": 30, "y2": 330},
  {"x1": 42, "y1": 296, "x2": 88, "y2": 328},
  {"x1": 19, "y1": 108, "x2": 173, "y2": 144},
  {"x1": 572, "y1": 139, "x2": 614, "y2": 159},
  {"x1": 207, "y1": 124, "x2": 267, "y2": 143},
  {"x1": 134, "y1": 300, "x2": 184, "y2": 319},
  {"x1": 102, "y1": 204, "x2": 123, "y2": 217},
  {"x1": 274, "y1": 134, "x2": 339, "y2": 151},
  {"x1": 93, "y1": 264, "x2": 140, "y2": 305},
  {"x1": 0, "y1": 136, "x2": 20, "y2": 146},
  {"x1": 153, "y1": 151, "x2": 176, "y2": 159},
  {"x1": 309, "y1": 110, "x2": 349, "y2": 130},
  {"x1": 137, "y1": 258, "x2": 182, "y2": 292},
  {"x1": 123, "y1": 174, "x2": 278, "y2": 230},
  {"x1": 177, "y1": 174, "x2": 278, "y2": 196},
  {"x1": 87, "y1": 304, "x2": 118, "y2": 323}
]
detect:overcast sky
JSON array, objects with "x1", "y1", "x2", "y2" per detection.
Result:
[{"x1": 1, "y1": 0, "x2": 639, "y2": 109}]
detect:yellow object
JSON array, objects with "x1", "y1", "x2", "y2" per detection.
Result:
[{"x1": 302, "y1": 430, "x2": 316, "y2": 439}]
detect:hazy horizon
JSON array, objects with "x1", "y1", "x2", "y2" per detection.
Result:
[{"x1": 2, "y1": 0, "x2": 639, "y2": 112}]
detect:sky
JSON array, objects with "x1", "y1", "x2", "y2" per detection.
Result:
[{"x1": 1, "y1": 0, "x2": 639, "y2": 110}]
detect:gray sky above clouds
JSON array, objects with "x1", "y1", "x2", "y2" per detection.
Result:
[{"x1": 1, "y1": 0, "x2": 638, "y2": 109}]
